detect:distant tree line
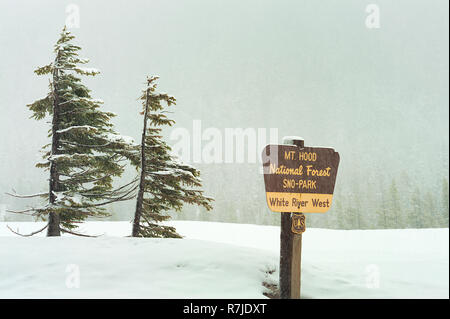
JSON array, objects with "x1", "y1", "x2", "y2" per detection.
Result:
[{"x1": 170, "y1": 165, "x2": 449, "y2": 230}]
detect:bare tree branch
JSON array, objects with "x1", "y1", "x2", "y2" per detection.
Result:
[
  {"x1": 60, "y1": 228, "x2": 103, "y2": 237},
  {"x1": 6, "y1": 208, "x2": 37, "y2": 216},
  {"x1": 5, "y1": 190, "x2": 48, "y2": 199},
  {"x1": 6, "y1": 224, "x2": 48, "y2": 237}
]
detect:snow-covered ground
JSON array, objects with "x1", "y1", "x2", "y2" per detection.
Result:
[{"x1": 0, "y1": 221, "x2": 448, "y2": 299}]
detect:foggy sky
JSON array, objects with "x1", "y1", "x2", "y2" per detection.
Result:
[{"x1": 0, "y1": 0, "x2": 448, "y2": 221}]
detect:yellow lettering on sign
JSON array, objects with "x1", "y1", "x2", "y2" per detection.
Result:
[
  {"x1": 299, "y1": 152, "x2": 317, "y2": 161},
  {"x1": 270, "y1": 164, "x2": 304, "y2": 176},
  {"x1": 285, "y1": 151, "x2": 296, "y2": 160},
  {"x1": 306, "y1": 165, "x2": 331, "y2": 177},
  {"x1": 298, "y1": 180, "x2": 317, "y2": 190},
  {"x1": 266, "y1": 192, "x2": 334, "y2": 213},
  {"x1": 282, "y1": 179, "x2": 317, "y2": 190}
]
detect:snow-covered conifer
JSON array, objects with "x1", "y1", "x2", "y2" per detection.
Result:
[
  {"x1": 8, "y1": 27, "x2": 139, "y2": 236},
  {"x1": 132, "y1": 76, "x2": 213, "y2": 238}
]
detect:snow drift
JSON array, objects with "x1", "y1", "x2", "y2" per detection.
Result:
[{"x1": 0, "y1": 221, "x2": 448, "y2": 298}]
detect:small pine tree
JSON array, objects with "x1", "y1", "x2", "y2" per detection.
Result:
[
  {"x1": 332, "y1": 189, "x2": 346, "y2": 229},
  {"x1": 131, "y1": 76, "x2": 213, "y2": 238},
  {"x1": 441, "y1": 177, "x2": 449, "y2": 227},
  {"x1": 8, "y1": 27, "x2": 138, "y2": 236},
  {"x1": 387, "y1": 179, "x2": 401, "y2": 228},
  {"x1": 410, "y1": 187, "x2": 422, "y2": 228},
  {"x1": 375, "y1": 175, "x2": 388, "y2": 229},
  {"x1": 376, "y1": 193, "x2": 388, "y2": 229},
  {"x1": 422, "y1": 191, "x2": 436, "y2": 228},
  {"x1": 350, "y1": 184, "x2": 363, "y2": 229}
]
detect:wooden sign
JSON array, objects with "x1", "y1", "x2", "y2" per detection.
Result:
[
  {"x1": 291, "y1": 213, "x2": 306, "y2": 234},
  {"x1": 262, "y1": 144, "x2": 340, "y2": 213}
]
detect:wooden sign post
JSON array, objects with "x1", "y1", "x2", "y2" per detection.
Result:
[{"x1": 261, "y1": 138, "x2": 340, "y2": 299}]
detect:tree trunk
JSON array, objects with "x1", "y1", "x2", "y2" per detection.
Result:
[
  {"x1": 47, "y1": 60, "x2": 61, "y2": 237},
  {"x1": 47, "y1": 211, "x2": 61, "y2": 236},
  {"x1": 132, "y1": 88, "x2": 150, "y2": 237}
]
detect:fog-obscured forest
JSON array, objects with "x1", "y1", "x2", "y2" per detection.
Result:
[{"x1": 0, "y1": 0, "x2": 448, "y2": 229}]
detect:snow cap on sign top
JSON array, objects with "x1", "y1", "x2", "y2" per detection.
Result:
[{"x1": 282, "y1": 136, "x2": 304, "y2": 145}]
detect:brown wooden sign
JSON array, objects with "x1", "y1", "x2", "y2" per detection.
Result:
[{"x1": 261, "y1": 144, "x2": 340, "y2": 213}]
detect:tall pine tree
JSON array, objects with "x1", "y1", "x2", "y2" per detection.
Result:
[
  {"x1": 8, "y1": 27, "x2": 138, "y2": 236},
  {"x1": 132, "y1": 76, "x2": 213, "y2": 238}
]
